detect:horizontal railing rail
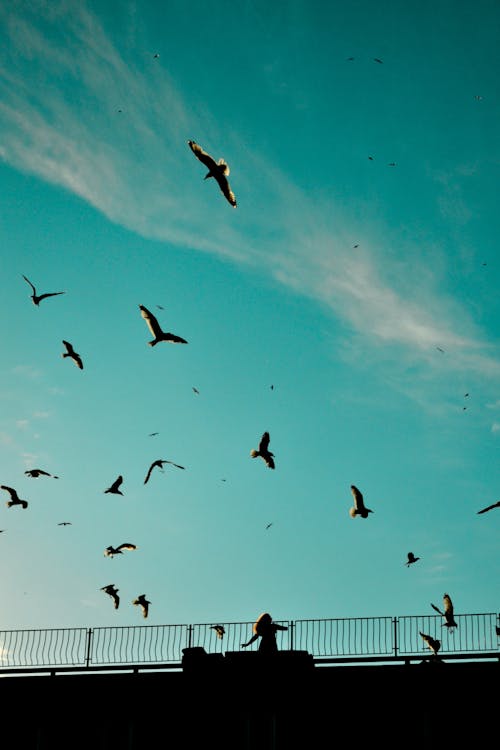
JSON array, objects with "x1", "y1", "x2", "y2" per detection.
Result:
[{"x1": 0, "y1": 612, "x2": 498, "y2": 671}]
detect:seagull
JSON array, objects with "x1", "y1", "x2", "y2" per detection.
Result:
[
  {"x1": 153, "y1": 53, "x2": 160, "y2": 58},
  {"x1": 133, "y1": 594, "x2": 151, "y2": 618},
  {"x1": 139, "y1": 305, "x2": 188, "y2": 346},
  {"x1": 101, "y1": 584, "x2": 120, "y2": 609},
  {"x1": 1, "y1": 485, "x2": 28, "y2": 509},
  {"x1": 25, "y1": 469, "x2": 59, "y2": 479},
  {"x1": 436, "y1": 347, "x2": 445, "y2": 353},
  {"x1": 57, "y1": 522, "x2": 72, "y2": 526},
  {"x1": 388, "y1": 162, "x2": 396, "y2": 166},
  {"x1": 405, "y1": 552, "x2": 420, "y2": 567},
  {"x1": 349, "y1": 485, "x2": 373, "y2": 518},
  {"x1": 104, "y1": 543, "x2": 137, "y2": 558},
  {"x1": 210, "y1": 625, "x2": 225, "y2": 639},
  {"x1": 104, "y1": 475, "x2": 124, "y2": 495},
  {"x1": 431, "y1": 593, "x2": 458, "y2": 629},
  {"x1": 192, "y1": 387, "x2": 200, "y2": 394},
  {"x1": 188, "y1": 140, "x2": 237, "y2": 208},
  {"x1": 250, "y1": 431, "x2": 275, "y2": 469},
  {"x1": 22, "y1": 275, "x2": 65, "y2": 306},
  {"x1": 265, "y1": 522, "x2": 273, "y2": 530},
  {"x1": 144, "y1": 459, "x2": 185, "y2": 484},
  {"x1": 149, "y1": 432, "x2": 159, "y2": 437},
  {"x1": 420, "y1": 631, "x2": 441, "y2": 656},
  {"x1": 62, "y1": 340, "x2": 83, "y2": 369},
  {"x1": 477, "y1": 500, "x2": 500, "y2": 515},
  {"x1": 373, "y1": 58, "x2": 383, "y2": 63}
]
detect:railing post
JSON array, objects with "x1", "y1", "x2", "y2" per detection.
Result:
[
  {"x1": 392, "y1": 617, "x2": 398, "y2": 658},
  {"x1": 85, "y1": 628, "x2": 93, "y2": 668},
  {"x1": 187, "y1": 624, "x2": 193, "y2": 649},
  {"x1": 289, "y1": 620, "x2": 294, "y2": 651}
]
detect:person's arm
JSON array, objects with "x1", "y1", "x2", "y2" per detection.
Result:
[
  {"x1": 241, "y1": 633, "x2": 259, "y2": 648},
  {"x1": 275, "y1": 624, "x2": 288, "y2": 631}
]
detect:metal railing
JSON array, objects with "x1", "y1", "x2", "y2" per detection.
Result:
[{"x1": 0, "y1": 612, "x2": 498, "y2": 672}]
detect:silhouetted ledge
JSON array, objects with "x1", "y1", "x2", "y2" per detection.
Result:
[{"x1": 182, "y1": 647, "x2": 315, "y2": 675}]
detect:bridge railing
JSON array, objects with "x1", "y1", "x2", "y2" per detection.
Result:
[{"x1": 0, "y1": 612, "x2": 497, "y2": 670}]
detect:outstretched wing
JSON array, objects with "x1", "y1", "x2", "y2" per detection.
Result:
[
  {"x1": 431, "y1": 602, "x2": 443, "y2": 615},
  {"x1": 144, "y1": 461, "x2": 157, "y2": 484},
  {"x1": 443, "y1": 594, "x2": 454, "y2": 617},
  {"x1": 22, "y1": 274, "x2": 36, "y2": 293},
  {"x1": 350, "y1": 485, "x2": 364, "y2": 510},
  {"x1": 117, "y1": 543, "x2": 137, "y2": 552},
  {"x1": 139, "y1": 305, "x2": 163, "y2": 338},
  {"x1": 259, "y1": 432, "x2": 271, "y2": 453},
  {"x1": 165, "y1": 460, "x2": 185, "y2": 470},
  {"x1": 477, "y1": 501, "x2": 500, "y2": 514},
  {"x1": 62, "y1": 340, "x2": 74, "y2": 355},
  {"x1": 188, "y1": 140, "x2": 218, "y2": 172},
  {"x1": 214, "y1": 171, "x2": 237, "y2": 207},
  {"x1": 0, "y1": 485, "x2": 17, "y2": 501}
]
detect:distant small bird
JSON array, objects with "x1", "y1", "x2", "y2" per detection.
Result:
[
  {"x1": 153, "y1": 53, "x2": 160, "y2": 58},
  {"x1": 149, "y1": 432, "x2": 159, "y2": 437},
  {"x1": 192, "y1": 387, "x2": 200, "y2": 394},
  {"x1": 210, "y1": 625, "x2": 225, "y2": 639},
  {"x1": 25, "y1": 469, "x2": 58, "y2": 479},
  {"x1": 474, "y1": 95, "x2": 483, "y2": 100},
  {"x1": 388, "y1": 162, "x2": 396, "y2": 166},
  {"x1": 101, "y1": 584, "x2": 120, "y2": 609},
  {"x1": 133, "y1": 594, "x2": 151, "y2": 618},
  {"x1": 22, "y1": 275, "x2": 65, "y2": 306},
  {"x1": 105, "y1": 475, "x2": 124, "y2": 495},
  {"x1": 353, "y1": 244, "x2": 359, "y2": 248},
  {"x1": 139, "y1": 305, "x2": 188, "y2": 346},
  {"x1": 104, "y1": 543, "x2": 137, "y2": 558},
  {"x1": 373, "y1": 58, "x2": 383, "y2": 63},
  {"x1": 431, "y1": 593, "x2": 458, "y2": 629},
  {"x1": 349, "y1": 485, "x2": 373, "y2": 518},
  {"x1": 347, "y1": 56, "x2": 355, "y2": 61},
  {"x1": 1, "y1": 485, "x2": 28, "y2": 509},
  {"x1": 477, "y1": 500, "x2": 500, "y2": 515},
  {"x1": 368, "y1": 156, "x2": 374, "y2": 160},
  {"x1": 265, "y1": 522, "x2": 273, "y2": 530},
  {"x1": 57, "y1": 521, "x2": 72, "y2": 526},
  {"x1": 62, "y1": 340, "x2": 83, "y2": 369},
  {"x1": 420, "y1": 631, "x2": 441, "y2": 656},
  {"x1": 144, "y1": 459, "x2": 185, "y2": 484},
  {"x1": 188, "y1": 140, "x2": 237, "y2": 208},
  {"x1": 250, "y1": 431, "x2": 275, "y2": 469},
  {"x1": 436, "y1": 347, "x2": 445, "y2": 353},
  {"x1": 405, "y1": 552, "x2": 420, "y2": 567}
]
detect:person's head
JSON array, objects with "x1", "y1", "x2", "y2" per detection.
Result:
[{"x1": 254, "y1": 612, "x2": 272, "y2": 634}]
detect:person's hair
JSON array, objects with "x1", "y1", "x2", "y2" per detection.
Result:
[{"x1": 253, "y1": 612, "x2": 272, "y2": 634}]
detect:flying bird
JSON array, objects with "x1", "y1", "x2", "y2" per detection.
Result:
[
  {"x1": 104, "y1": 543, "x2": 137, "y2": 558},
  {"x1": 250, "y1": 431, "x2": 275, "y2": 469},
  {"x1": 139, "y1": 305, "x2": 188, "y2": 346},
  {"x1": 477, "y1": 500, "x2": 500, "y2": 515},
  {"x1": 1, "y1": 485, "x2": 28, "y2": 509},
  {"x1": 101, "y1": 584, "x2": 120, "y2": 609},
  {"x1": 133, "y1": 594, "x2": 151, "y2": 618},
  {"x1": 210, "y1": 625, "x2": 225, "y2": 639},
  {"x1": 57, "y1": 522, "x2": 72, "y2": 526},
  {"x1": 436, "y1": 347, "x2": 445, "y2": 353},
  {"x1": 431, "y1": 593, "x2": 458, "y2": 629},
  {"x1": 149, "y1": 432, "x2": 159, "y2": 437},
  {"x1": 192, "y1": 387, "x2": 200, "y2": 394},
  {"x1": 265, "y1": 522, "x2": 273, "y2": 530},
  {"x1": 188, "y1": 140, "x2": 237, "y2": 208},
  {"x1": 25, "y1": 469, "x2": 59, "y2": 479},
  {"x1": 388, "y1": 162, "x2": 396, "y2": 166},
  {"x1": 144, "y1": 459, "x2": 185, "y2": 484},
  {"x1": 104, "y1": 475, "x2": 124, "y2": 495},
  {"x1": 62, "y1": 340, "x2": 83, "y2": 369},
  {"x1": 405, "y1": 552, "x2": 420, "y2": 567},
  {"x1": 373, "y1": 58, "x2": 383, "y2": 63},
  {"x1": 349, "y1": 485, "x2": 373, "y2": 518},
  {"x1": 22, "y1": 275, "x2": 65, "y2": 306},
  {"x1": 420, "y1": 631, "x2": 441, "y2": 656}
]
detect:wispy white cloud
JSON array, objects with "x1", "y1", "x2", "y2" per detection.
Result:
[{"x1": 491, "y1": 422, "x2": 500, "y2": 434}]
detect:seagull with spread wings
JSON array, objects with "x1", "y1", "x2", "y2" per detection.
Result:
[
  {"x1": 139, "y1": 305, "x2": 188, "y2": 346},
  {"x1": 349, "y1": 485, "x2": 373, "y2": 518},
  {"x1": 104, "y1": 475, "x2": 124, "y2": 495},
  {"x1": 1, "y1": 485, "x2": 28, "y2": 509},
  {"x1": 405, "y1": 552, "x2": 420, "y2": 567},
  {"x1": 133, "y1": 594, "x2": 151, "y2": 619},
  {"x1": 144, "y1": 459, "x2": 185, "y2": 484},
  {"x1": 210, "y1": 625, "x2": 225, "y2": 639},
  {"x1": 25, "y1": 468, "x2": 59, "y2": 479},
  {"x1": 420, "y1": 631, "x2": 441, "y2": 656},
  {"x1": 188, "y1": 140, "x2": 237, "y2": 207},
  {"x1": 101, "y1": 584, "x2": 120, "y2": 609},
  {"x1": 104, "y1": 543, "x2": 137, "y2": 558},
  {"x1": 250, "y1": 431, "x2": 275, "y2": 469},
  {"x1": 22, "y1": 275, "x2": 65, "y2": 306},
  {"x1": 477, "y1": 500, "x2": 500, "y2": 515},
  {"x1": 431, "y1": 593, "x2": 458, "y2": 629},
  {"x1": 62, "y1": 340, "x2": 83, "y2": 369}
]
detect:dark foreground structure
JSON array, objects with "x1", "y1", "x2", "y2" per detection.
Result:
[{"x1": 3, "y1": 649, "x2": 498, "y2": 749}]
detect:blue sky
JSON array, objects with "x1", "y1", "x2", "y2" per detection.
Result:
[{"x1": 0, "y1": 0, "x2": 498, "y2": 633}]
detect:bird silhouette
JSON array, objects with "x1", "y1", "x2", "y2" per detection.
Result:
[
  {"x1": 25, "y1": 469, "x2": 58, "y2": 479},
  {"x1": 373, "y1": 58, "x2": 383, "y2": 63},
  {"x1": 1, "y1": 485, "x2": 28, "y2": 509},
  {"x1": 210, "y1": 625, "x2": 225, "y2": 639},
  {"x1": 192, "y1": 387, "x2": 200, "y2": 394},
  {"x1": 250, "y1": 431, "x2": 275, "y2": 469},
  {"x1": 420, "y1": 631, "x2": 441, "y2": 656},
  {"x1": 477, "y1": 500, "x2": 500, "y2": 515},
  {"x1": 57, "y1": 521, "x2": 72, "y2": 526},
  {"x1": 405, "y1": 552, "x2": 420, "y2": 567},
  {"x1": 104, "y1": 475, "x2": 124, "y2": 495},
  {"x1": 188, "y1": 140, "x2": 237, "y2": 207},
  {"x1": 431, "y1": 593, "x2": 458, "y2": 629},
  {"x1": 104, "y1": 543, "x2": 137, "y2": 558},
  {"x1": 22, "y1": 275, "x2": 65, "y2": 306},
  {"x1": 265, "y1": 522, "x2": 273, "y2": 530},
  {"x1": 62, "y1": 340, "x2": 83, "y2": 369},
  {"x1": 101, "y1": 584, "x2": 120, "y2": 609},
  {"x1": 349, "y1": 485, "x2": 373, "y2": 518},
  {"x1": 144, "y1": 459, "x2": 185, "y2": 484},
  {"x1": 133, "y1": 594, "x2": 151, "y2": 618},
  {"x1": 139, "y1": 305, "x2": 188, "y2": 346}
]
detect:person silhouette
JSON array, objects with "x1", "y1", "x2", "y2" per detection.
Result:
[{"x1": 241, "y1": 613, "x2": 288, "y2": 655}]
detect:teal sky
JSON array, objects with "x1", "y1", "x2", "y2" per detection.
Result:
[{"x1": 0, "y1": 0, "x2": 498, "y2": 633}]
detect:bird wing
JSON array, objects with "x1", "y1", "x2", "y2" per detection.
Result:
[
  {"x1": 117, "y1": 543, "x2": 137, "y2": 552},
  {"x1": 350, "y1": 485, "x2": 364, "y2": 510},
  {"x1": 163, "y1": 331, "x2": 188, "y2": 343},
  {"x1": 213, "y1": 170, "x2": 237, "y2": 207},
  {"x1": 22, "y1": 275, "x2": 36, "y2": 293},
  {"x1": 73, "y1": 353, "x2": 83, "y2": 369},
  {"x1": 188, "y1": 140, "x2": 218, "y2": 172},
  {"x1": 166, "y1": 460, "x2": 185, "y2": 470},
  {"x1": 38, "y1": 292, "x2": 65, "y2": 301},
  {"x1": 0, "y1": 485, "x2": 19, "y2": 501},
  {"x1": 139, "y1": 305, "x2": 163, "y2": 338},
  {"x1": 431, "y1": 603, "x2": 443, "y2": 615},
  {"x1": 443, "y1": 594, "x2": 454, "y2": 617},
  {"x1": 144, "y1": 462, "x2": 156, "y2": 484},
  {"x1": 477, "y1": 501, "x2": 500, "y2": 514},
  {"x1": 259, "y1": 432, "x2": 271, "y2": 452},
  {"x1": 62, "y1": 340, "x2": 74, "y2": 354},
  {"x1": 111, "y1": 475, "x2": 123, "y2": 491}
]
